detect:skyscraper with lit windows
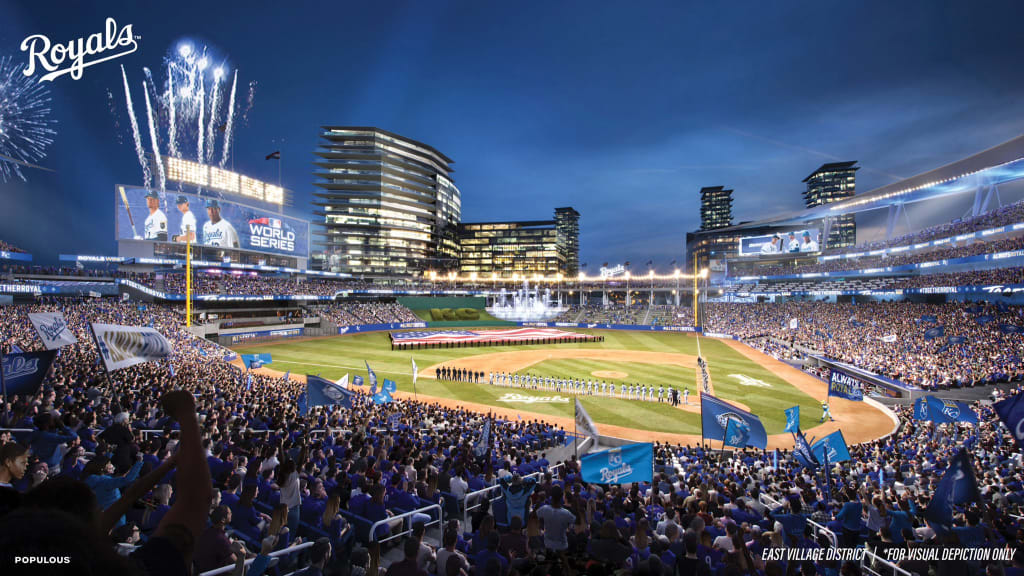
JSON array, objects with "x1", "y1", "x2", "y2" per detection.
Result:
[
  {"x1": 803, "y1": 161, "x2": 858, "y2": 248},
  {"x1": 312, "y1": 127, "x2": 461, "y2": 276}
]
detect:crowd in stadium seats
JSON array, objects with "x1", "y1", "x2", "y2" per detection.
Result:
[
  {"x1": 0, "y1": 239, "x2": 27, "y2": 253},
  {"x1": 849, "y1": 199, "x2": 1024, "y2": 252},
  {"x1": 0, "y1": 296, "x2": 1023, "y2": 575},
  {"x1": 728, "y1": 233, "x2": 1024, "y2": 278},
  {"x1": 893, "y1": 266, "x2": 1024, "y2": 289},
  {"x1": 704, "y1": 301, "x2": 1024, "y2": 389},
  {"x1": 316, "y1": 303, "x2": 420, "y2": 327}
]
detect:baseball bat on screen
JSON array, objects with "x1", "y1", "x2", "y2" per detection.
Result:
[{"x1": 119, "y1": 187, "x2": 138, "y2": 237}]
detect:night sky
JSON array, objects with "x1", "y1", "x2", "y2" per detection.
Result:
[{"x1": 4, "y1": 1, "x2": 1024, "y2": 269}]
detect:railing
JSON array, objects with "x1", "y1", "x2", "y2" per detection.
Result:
[
  {"x1": 757, "y1": 493, "x2": 838, "y2": 548},
  {"x1": 461, "y1": 463, "x2": 564, "y2": 529},
  {"x1": 860, "y1": 546, "x2": 914, "y2": 576},
  {"x1": 369, "y1": 502, "x2": 443, "y2": 546},
  {"x1": 199, "y1": 541, "x2": 314, "y2": 576}
]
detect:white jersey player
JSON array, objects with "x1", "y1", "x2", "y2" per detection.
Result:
[
  {"x1": 173, "y1": 195, "x2": 197, "y2": 243},
  {"x1": 142, "y1": 191, "x2": 168, "y2": 241},
  {"x1": 202, "y1": 199, "x2": 240, "y2": 248}
]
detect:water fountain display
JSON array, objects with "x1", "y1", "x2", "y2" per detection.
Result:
[{"x1": 487, "y1": 280, "x2": 566, "y2": 321}]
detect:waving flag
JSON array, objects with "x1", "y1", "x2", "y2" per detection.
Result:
[
  {"x1": 246, "y1": 373, "x2": 253, "y2": 390},
  {"x1": 696, "y1": 356, "x2": 712, "y2": 394},
  {"x1": 789, "y1": 318, "x2": 799, "y2": 330},
  {"x1": 28, "y1": 312, "x2": 78, "y2": 350},
  {"x1": 947, "y1": 336, "x2": 966, "y2": 345},
  {"x1": 575, "y1": 398, "x2": 600, "y2": 442},
  {"x1": 473, "y1": 417, "x2": 491, "y2": 458},
  {"x1": 976, "y1": 315, "x2": 995, "y2": 325},
  {"x1": 1000, "y1": 324, "x2": 1023, "y2": 335},
  {"x1": 383, "y1": 379, "x2": 397, "y2": 394},
  {"x1": 924, "y1": 326, "x2": 945, "y2": 340},
  {"x1": 810, "y1": 430, "x2": 851, "y2": 463},
  {"x1": 306, "y1": 374, "x2": 354, "y2": 409},
  {"x1": 365, "y1": 361, "x2": 378, "y2": 391},
  {"x1": 700, "y1": 393, "x2": 767, "y2": 449},
  {"x1": 784, "y1": 406, "x2": 800, "y2": 433},
  {"x1": 581, "y1": 443, "x2": 654, "y2": 484},
  {"x1": 880, "y1": 334, "x2": 897, "y2": 343},
  {"x1": 915, "y1": 396, "x2": 979, "y2": 424},
  {"x1": 352, "y1": 375, "x2": 364, "y2": 386},
  {"x1": 90, "y1": 323, "x2": 172, "y2": 372},
  {"x1": 920, "y1": 314, "x2": 937, "y2": 323},
  {"x1": 792, "y1": 429, "x2": 819, "y2": 471},
  {"x1": 724, "y1": 418, "x2": 751, "y2": 448},
  {"x1": 282, "y1": 370, "x2": 291, "y2": 381},
  {"x1": 336, "y1": 373, "x2": 348, "y2": 389},
  {"x1": 925, "y1": 449, "x2": 980, "y2": 534},
  {"x1": 994, "y1": 394, "x2": 1024, "y2": 451},
  {"x1": 411, "y1": 358, "x2": 418, "y2": 383},
  {"x1": 371, "y1": 388, "x2": 392, "y2": 405},
  {"x1": 1, "y1": 350, "x2": 58, "y2": 397},
  {"x1": 297, "y1": 392, "x2": 309, "y2": 416}
]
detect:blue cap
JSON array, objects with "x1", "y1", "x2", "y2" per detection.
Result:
[
  {"x1": 175, "y1": 195, "x2": 189, "y2": 205},
  {"x1": 205, "y1": 198, "x2": 220, "y2": 208},
  {"x1": 803, "y1": 231, "x2": 811, "y2": 237},
  {"x1": 144, "y1": 191, "x2": 160, "y2": 199}
]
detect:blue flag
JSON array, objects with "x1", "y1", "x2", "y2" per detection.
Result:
[
  {"x1": 168, "y1": 361, "x2": 176, "y2": 378},
  {"x1": 383, "y1": 379, "x2": 397, "y2": 394},
  {"x1": 792, "y1": 429, "x2": 819, "y2": 471},
  {"x1": 246, "y1": 373, "x2": 253, "y2": 390},
  {"x1": 976, "y1": 315, "x2": 994, "y2": 325},
  {"x1": 700, "y1": 393, "x2": 768, "y2": 449},
  {"x1": 365, "y1": 361, "x2": 378, "y2": 391},
  {"x1": 993, "y1": 394, "x2": 1024, "y2": 451},
  {"x1": 924, "y1": 326, "x2": 945, "y2": 340},
  {"x1": 297, "y1": 392, "x2": 309, "y2": 416},
  {"x1": 947, "y1": 336, "x2": 966, "y2": 345},
  {"x1": 473, "y1": 418, "x2": 491, "y2": 458},
  {"x1": 916, "y1": 396, "x2": 979, "y2": 424},
  {"x1": 920, "y1": 315, "x2": 937, "y2": 323},
  {"x1": 724, "y1": 418, "x2": 751, "y2": 448},
  {"x1": 925, "y1": 449, "x2": 980, "y2": 533},
  {"x1": 827, "y1": 367, "x2": 864, "y2": 401},
  {"x1": 282, "y1": 371, "x2": 290, "y2": 381},
  {"x1": 784, "y1": 406, "x2": 800, "y2": 433},
  {"x1": 811, "y1": 430, "x2": 852, "y2": 463},
  {"x1": 581, "y1": 443, "x2": 654, "y2": 484},
  {"x1": 371, "y1": 388, "x2": 392, "y2": 405},
  {"x1": 2, "y1": 350, "x2": 58, "y2": 397},
  {"x1": 10, "y1": 345, "x2": 23, "y2": 354},
  {"x1": 1000, "y1": 324, "x2": 1023, "y2": 335},
  {"x1": 306, "y1": 374, "x2": 354, "y2": 409},
  {"x1": 352, "y1": 375, "x2": 364, "y2": 386}
]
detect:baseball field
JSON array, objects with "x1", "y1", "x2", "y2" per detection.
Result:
[{"x1": 233, "y1": 329, "x2": 896, "y2": 448}]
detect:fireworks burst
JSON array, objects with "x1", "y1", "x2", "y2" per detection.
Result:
[
  {"x1": 115, "y1": 40, "x2": 256, "y2": 189},
  {"x1": 0, "y1": 56, "x2": 58, "y2": 182}
]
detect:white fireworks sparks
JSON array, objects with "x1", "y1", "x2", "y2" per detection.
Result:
[
  {"x1": 116, "y1": 40, "x2": 255, "y2": 189},
  {"x1": 0, "y1": 56, "x2": 58, "y2": 182}
]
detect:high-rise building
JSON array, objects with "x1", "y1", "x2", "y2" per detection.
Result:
[
  {"x1": 699, "y1": 186, "x2": 733, "y2": 230},
  {"x1": 554, "y1": 207, "x2": 580, "y2": 276},
  {"x1": 459, "y1": 208, "x2": 580, "y2": 278},
  {"x1": 803, "y1": 161, "x2": 858, "y2": 248},
  {"x1": 312, "y1": 127, "x2": 461, "y2": 276}
]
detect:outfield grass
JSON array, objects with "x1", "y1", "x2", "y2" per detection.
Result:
[
  {"x1": 233, "y1": 330, "x2": 822, "y2": 435},
  {"x1": 410, "y1": 309, "x2": 507, "y2": 323}
]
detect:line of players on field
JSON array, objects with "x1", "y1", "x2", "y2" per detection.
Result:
[{"x1": 487, "y1": 371, "x2": 692, "y2": 406}]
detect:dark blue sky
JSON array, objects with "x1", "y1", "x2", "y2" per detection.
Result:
[{"x1": 4, "y1": 1, "x2": 1024, "y2": 268}]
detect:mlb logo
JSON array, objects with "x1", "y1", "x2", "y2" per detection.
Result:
[{"x1": 268, "y1": 218, "x2": 282, "y2": 228}]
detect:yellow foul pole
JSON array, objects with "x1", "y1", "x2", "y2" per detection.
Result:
[
  {"x1": 186, "y1": 239, "x2": 192, "y2": 327},
  {"x1": 692, "y1": 260, "x2": 698, "y2": 327}
]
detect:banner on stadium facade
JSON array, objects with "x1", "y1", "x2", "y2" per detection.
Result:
[
  {"x1": 28, "y1": 312, "x2": 78, "y2": 350},
  {"x1": 1, "y1": 350, "x2": 58, "y2": 397},
  {"x1": 90, "y1": 323, "x2": 173, "y2": 372},
  {"x1": 580, "y1": 443, "x2": 653, "y2": 484},
  {"x1": 827, "y1": 366, "x2": 865, "y2": 401},
  {"x1": 700, "y1": 392, "x2": 768, "y2": 449}
]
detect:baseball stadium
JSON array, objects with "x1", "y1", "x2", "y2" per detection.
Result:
[{"x1": 3, "y1": 6, "x2": 1024, "y2": 576}]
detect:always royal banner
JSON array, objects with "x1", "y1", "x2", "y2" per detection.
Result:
[
  {"x1": 827, "y1": 366, "x2": 865, "y2": 401},
  {"x1": 90, "y1": 323, "x2": 172, "y2": 372},
  {"x1": 581, "y1": 443, "x2": 653, "y2": 484}
]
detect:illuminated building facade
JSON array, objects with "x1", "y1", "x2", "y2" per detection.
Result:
[
  {"x1": 313, "y1": 127, "x2": 461, "y2": 275},
  {"x1": 459, "y1": 207, "x2": 580, "y2": 278},
  {"x1": 803, "y1": 161, "x2": 858, "y2": 248}
]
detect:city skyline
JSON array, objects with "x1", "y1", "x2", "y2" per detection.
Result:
[{"x1": 4, "y1": 1, "x2": 1024, "y2": 269}]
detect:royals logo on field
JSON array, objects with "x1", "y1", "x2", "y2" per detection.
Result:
[{"x1": 248, "y1": 217, "x2": 296, "y2": 252}]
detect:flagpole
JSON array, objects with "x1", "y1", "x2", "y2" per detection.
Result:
[{"x1": 574, "y1": 402, "x2": 578, "y2": 460}]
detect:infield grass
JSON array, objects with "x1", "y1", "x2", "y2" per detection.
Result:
[{"x1": 233, "y1": 330, "x2": 822, "y2": 435}]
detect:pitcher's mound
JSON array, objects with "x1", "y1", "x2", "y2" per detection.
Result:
[{"x1": 592, "y1": 370, "x2": 628, "y2": 379}]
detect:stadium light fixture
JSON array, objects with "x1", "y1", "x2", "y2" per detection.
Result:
[
  {"x1": 674, "y1": 269, "x2": 680, "y2": 277},
  {"x1": 700, "y1": 268, "x2": 709, "y2": 279},
  {"x1": 648, "y1": 270, "x2": 654, "y2": 277}
]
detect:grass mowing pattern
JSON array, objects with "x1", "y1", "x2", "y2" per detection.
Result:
[{"x1": 234, "y1": 330, "x2": 821, "y2": 435}]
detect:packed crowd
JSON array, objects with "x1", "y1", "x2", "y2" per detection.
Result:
[
  {"x1": 0, "y1": 297, "x2": 1023, "y2": 575},
  {"x1": 0, "y1": 239, "x2": 27, "y2": 253},
  {"x1": 705, "y1": 300, "x2": 1024, "y2": 389},
  {"x1": 315, "y1": 302, "x2": 420, "y2": 327}
]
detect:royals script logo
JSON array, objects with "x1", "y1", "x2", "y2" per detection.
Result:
[{"x1": 21, "y1": 18, "x2": 139, "y2": 82}]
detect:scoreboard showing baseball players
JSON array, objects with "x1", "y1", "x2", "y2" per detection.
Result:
[{"x1": 115, "y1": 186, "x2": 310, "y2": 258}]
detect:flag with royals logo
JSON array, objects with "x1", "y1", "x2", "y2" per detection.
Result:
[
  {"x1": 365, "y1": 361, "x2": 378, "y2": 391},
  {"x1": 383, "y1": 379, "x2": 397, "y2": 394},
  {"x1": 90, "y1": 323, "x2": 172, "y2": 372},
  {"x1": 810, "y1": 430, "x2": 851, "y2": 463},
  {"x1": 473, "y1": 418, "x2": 491, "y2": 458},
  {"x1": 575, "y1": 398, "x2": 600, "y2": 442},
  {"x1": 1000, "y1": 324, "x2": 1023, "y2": 334},
  {"x1": 925, "y1": 449, "x2": 980, "y2": 533},
  {"x1": 924, "y1": 326, "x2": 945, "y2": 340},
  {"x1": 792, "y1": 429, "x2": 819, "y2": 470},
  {"x1": 993, "y1": 394, "x2": 1024, "y2": 452},
  {"x1": 581, "y1": 443, "x2": 653, "y2": 484},
  {"x1": 371, "y1": 388, "x2": 392, "y2": 405},
  {"x1": 1, "y1": 350, "x2": 58, "y2": 397},
  {"x1": 784, "y1": 406, "x2": 800, "y2": 433},
  {"x1": 914, "y1": 396, "x2": 979, "y2": 424},
  {"x1": 352, "y1": 375, "x2": 364, "y2": 386},
  {"x1": 306, "y1": 374, "x2": 354, "y2": 409},
  {"x1": 28, "y1": 312, "x2": 78, "y2": 350},
  {"x1": 724, "y1": 419, "x2": 751, "y2": 448},
  {"x1": 700, "y1": 393, "x2": 767, "y2": 449}
]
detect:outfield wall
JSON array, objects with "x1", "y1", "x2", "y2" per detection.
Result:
[{"x1": 397, "y1": 296, "x2": 488, "y2": 310}]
